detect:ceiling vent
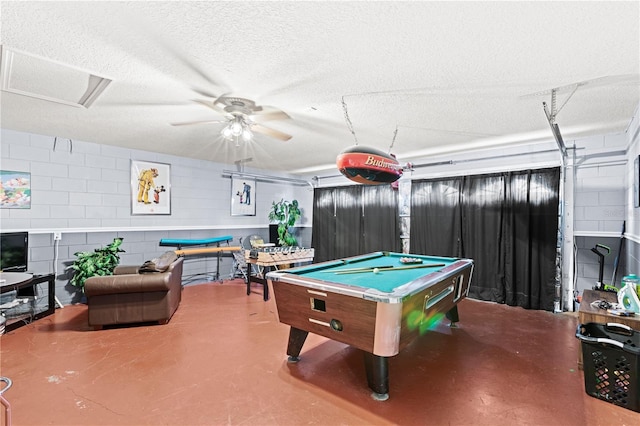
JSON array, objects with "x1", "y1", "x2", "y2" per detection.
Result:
[{"x1": 0, "y1": 46, "x2": 112, "y2": 108}]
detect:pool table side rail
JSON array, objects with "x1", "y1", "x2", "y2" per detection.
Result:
[
  {"x1": 267, "y1": 262, "x2": 474, "y2": 357},
  {"x1": 270, "y1": 280, "x2": 380, "y2": 353},
  {"x1": 277, "y1": 251, "x2": 464, "y2": 273},
  {"x1": 266, "y1": 259, "x2": 473, "y2": 303},
  {"x1": 395, "y1": 263, "x2": 474, "y2": 353}
]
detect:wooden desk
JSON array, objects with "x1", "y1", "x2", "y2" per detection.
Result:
[{"x1": 577, "y1": 289, "x2": 640, "y2": 369}]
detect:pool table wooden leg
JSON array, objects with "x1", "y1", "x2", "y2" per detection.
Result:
[
  {"x1": 286, "y1": 327, "x2": 309, "y2": 362},
  {"x1": 363, "y1": 352, "x2": 389, "y2": 401},
  {"x1": 446, "y1": 305, "x2": 459, "y2": 327}
]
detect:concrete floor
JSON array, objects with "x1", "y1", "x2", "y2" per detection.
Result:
[{"x1": 0, "y1": 279, "x2": 637, "y2": 425}]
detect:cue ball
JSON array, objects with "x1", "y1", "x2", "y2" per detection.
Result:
[{"x1": 373, "y1": 268, "x2": 380, "y2": 274}]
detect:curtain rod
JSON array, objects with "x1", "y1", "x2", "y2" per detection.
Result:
[
  {"x1": 222, "y1": 170, "x2": 313, "y2": 187},
  {"x1": 412, "y1": 148, "x2": 567, "y2": 169}
]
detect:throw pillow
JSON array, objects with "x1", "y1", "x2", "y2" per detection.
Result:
[{"x1": 139, "y1": 251, "x2": 178, "y2": 273}]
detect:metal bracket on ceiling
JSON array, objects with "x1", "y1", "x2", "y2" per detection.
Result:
[
  {"x1": 544, "y1": 85, "x2": 579, "y2": 123},
  {"x1": 53, "y1": 137, "x2": 73, "y2": 153},
  {"x1": 542, "y1": 89, "x2": 567, "y2": 158}
]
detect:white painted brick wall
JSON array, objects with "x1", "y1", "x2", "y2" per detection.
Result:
[
  {"x1": 625, "y1": 104, "x2": 640, "y2": 273},
  {"x1": 1, "y1": 128, "x2": 312, "y2": 305}
]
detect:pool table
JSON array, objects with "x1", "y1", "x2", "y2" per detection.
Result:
[{"x1": 266, "y1": 251, "x2": 474, "y2": 400}]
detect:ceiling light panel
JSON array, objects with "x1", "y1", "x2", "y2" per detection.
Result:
[{"x1": 0, "y1": 46, "x2": 112, "y2": 108}]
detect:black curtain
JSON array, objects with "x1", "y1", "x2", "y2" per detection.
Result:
[
  {"x1": 362, "y1": 185, "x2": 400, "y2": 253},
  {"x1": 311, "y1": 185, "x2": 400, "y2": 263},
  {"x1": 333, "y1": 186, "x2": 364, "y2": 260},
  {"x1": 410, "y1": 168, "x2": 560, "y2": 311},
  {"x1": 311, "y1": 187, "x2": 338, "y2": 263},
  {"x1": 461, "y1": 173, "x2": 506, "y2": 304},
  {"x1": 502, "y1": 170, "x2": 559, "y2": 309},
  {"x1": 410, "y1": 177, "x2": 463, "y2": 257}
]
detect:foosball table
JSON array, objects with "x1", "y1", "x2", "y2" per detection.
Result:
[{"x1": 244, "y1": 246, "x2": 314, "y2": 301}]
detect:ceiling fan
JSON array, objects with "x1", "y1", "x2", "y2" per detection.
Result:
[{"x1": 171, "y1": 95, "x2": 293, "y2": 143}]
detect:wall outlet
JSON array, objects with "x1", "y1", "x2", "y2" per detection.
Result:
[{"x1": 54, "y1": 232, "x2": 62, "y2": 241}]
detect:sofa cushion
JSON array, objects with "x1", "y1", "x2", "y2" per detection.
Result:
[{"x1": 139, "y1": 251, "x2": 178, "y2": 273}]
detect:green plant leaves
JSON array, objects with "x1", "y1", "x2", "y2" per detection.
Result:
[
  {"x1": 69, "y1": 237, "x2": 125, "y2": 290},
  {"x1": 268, "y1": 199, "x2": 301, "y2": 246}
]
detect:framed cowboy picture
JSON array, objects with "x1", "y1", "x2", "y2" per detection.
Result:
[{"x1": 131, "y1": 160, "x2": 171, "y2": 215}]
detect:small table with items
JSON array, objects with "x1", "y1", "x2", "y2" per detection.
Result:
[
  {"x1": 0, "y1": 272, "x2": 56, "y2": 332},
  {"x1": 244, "y1": 247, "x2": 315, "y2": 301},
  {"x1": 577, "y1": 289, "x2": 640, "y2": 369},
  {"x1": 266, "y1": 251, "x2": 474, "y2": 400}
]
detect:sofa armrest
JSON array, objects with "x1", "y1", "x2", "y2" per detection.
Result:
[
  {"x1": 85, "y1": 273, "x2": 173, "y2": 297},
  {"x1": 113, "y1": 265, "x2": 140, "y2": 275}
]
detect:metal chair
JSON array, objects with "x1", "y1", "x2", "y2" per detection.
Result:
[
  {"x1": 230, "y1": 235, "x2": 262, "y2": 280},
  {"x1": 0, "y1": 376, "x2": 12, "y2": 426},
  {"x1": 231, "y1": 249, "x2": 248, "y2": 281},
  {"x1": 231, "y1": 235, "x2": 267, "y2": 282}
]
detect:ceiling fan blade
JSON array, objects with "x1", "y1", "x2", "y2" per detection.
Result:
[
  {"x1": 191, "y1": 88, "x2": 228, "y2": 100},
  {"x1": 251, "y1": 124, "x2": 292, "y2": 141},
  {"x1": 193, "y1": 99, "x2": 228, "y2": 115},
  {"x1": 252, "y1": 109, "x2": 291, "y2": 122},
  {"x1": 126, "y1": 16, "x2": 228, "y2": 91},
  {"x1": 170, "y1": 119, "x2": 227, "y2": 127}
]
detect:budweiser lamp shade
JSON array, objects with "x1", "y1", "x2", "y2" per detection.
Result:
[{"x1": 336, "y1": 146, "x2": 403, "y2": 184}]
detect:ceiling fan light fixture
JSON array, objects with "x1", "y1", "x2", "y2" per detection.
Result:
[
  {"x1": 230, "y1": 119, "x2": 243, "y2": 136},
  {"x1": 242, "y1": 128, "x2": 253, "y2": 142}
]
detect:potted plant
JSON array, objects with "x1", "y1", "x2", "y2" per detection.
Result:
[
  {"x1": 268, "y1": 199, "x2": 301, "y2": 246},
  {"x1": 68, "y1": 237, "x2": 125, "y2": 291}
]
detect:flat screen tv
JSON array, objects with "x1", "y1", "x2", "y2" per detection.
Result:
[{"x1": 1, "y1": 231, "x2": 28, "y2": 272}]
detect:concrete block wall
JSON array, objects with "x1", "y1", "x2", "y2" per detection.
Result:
[
  {"x1": 573, "y1": 133, "x2": 628, "y2": 233},
  {"x1": 1, "y1": 129, "x2": 313, "y2": 305},
  {"x1": 624, "y1": 103, "x2": 640, "y2": 277},
  {"x1": 571, "y1": 132, "x2": 629, "y2": 294}
]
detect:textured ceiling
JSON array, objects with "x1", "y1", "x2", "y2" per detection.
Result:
[{"x1": 1, "y1": 1, "x2": 639, "y2": 174}]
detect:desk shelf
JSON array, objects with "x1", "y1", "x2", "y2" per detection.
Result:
[{"x1": 1, "y1": 273, "x2": 56, "y2": 333}]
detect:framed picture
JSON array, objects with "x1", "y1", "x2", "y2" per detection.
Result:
[
  {"x1": 131, "y1": 160, "x2": 171, "y2": 215},
  {"x1": 1, "y1": 170, "x2": 31, "y2": 209},
  {"x1": 231, "y1": 177, "x2": 256, "y2": 216},
  {"x1": 634, "y1": 155, "x2": 639, "y2": 208}
]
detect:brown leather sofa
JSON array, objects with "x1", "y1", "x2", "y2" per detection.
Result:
[{"x1": 84, "y1": 254, "x2": 184, "y2": 328}]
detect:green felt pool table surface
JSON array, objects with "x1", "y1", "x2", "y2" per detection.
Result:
[{"x1": 285, "y1": 251, "x2": 460, "y2": 293}]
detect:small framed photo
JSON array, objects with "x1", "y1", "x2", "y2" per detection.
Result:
[
  {"x1": 131, "y1": 160, "x2": 171, "y2": 215},
  {"x1": 1, "y1": 170, "x2": 31, "y2": 209},
  {"x1": 231, "y1": 177, "x2": 256, "y2": 216}
]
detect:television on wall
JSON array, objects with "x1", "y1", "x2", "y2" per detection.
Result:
[{"x1": 0, "y1": 231, "x2": 28, "y2": 272}]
